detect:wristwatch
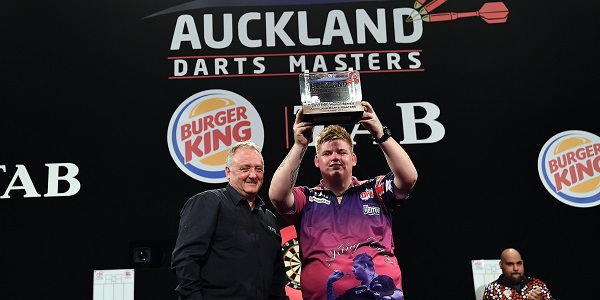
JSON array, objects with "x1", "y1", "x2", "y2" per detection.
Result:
[{"x1": 373, "y1": 126, "x2": 392, "y2": 143}]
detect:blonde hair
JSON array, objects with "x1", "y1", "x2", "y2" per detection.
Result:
[{"x1": 315, "y1": 125, "x2": 353, "y2": 153}]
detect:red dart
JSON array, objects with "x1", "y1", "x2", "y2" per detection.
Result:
[{"x1": 423, "y1": 2, "x2": 509, "y2": 23}]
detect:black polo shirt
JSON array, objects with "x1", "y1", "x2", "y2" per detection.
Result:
[{"x1": 171, "y1": 184, "x2": 289, "y2": 300}]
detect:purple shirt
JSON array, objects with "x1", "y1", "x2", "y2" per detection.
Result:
[{"x1": 282, "y1": 173, "x2": 406, "y2": 300}]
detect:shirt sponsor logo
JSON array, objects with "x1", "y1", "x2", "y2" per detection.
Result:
[
  {"x1": 309, "y1": 195, "x2": 331, "y2": 205},
  {"x1": 360, "y1": 188, "x2": 374, "y2": 201},
  {"x1": 363, "y1": 205, "x2": 381, "y2": 216}
]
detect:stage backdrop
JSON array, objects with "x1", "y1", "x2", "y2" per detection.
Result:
[{"x1": 2, "y1": 1, "x2": 598, "y2": 299}]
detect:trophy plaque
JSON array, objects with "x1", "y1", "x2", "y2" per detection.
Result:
[{"x1": 299, "y1": 69, "x2": 364, "y2": 125}]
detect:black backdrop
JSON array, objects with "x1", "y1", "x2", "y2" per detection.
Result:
[{"x1": 2, "y1": 1, "x2": 598, "y2": 299}]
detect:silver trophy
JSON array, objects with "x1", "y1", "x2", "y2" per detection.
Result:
[{"x1": 299, "y1": 68, "x2": 364, "y2": 125}]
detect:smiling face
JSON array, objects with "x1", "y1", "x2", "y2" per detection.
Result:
[
  {"x1": 314, "y1": 139, "x2": 356, "y2": 180},
  {"x1": 225, "y1": 147, "x2": 264, "y2": 201},
  {"x1": 314, "y1": 125, "x2": 356, "y2": 182}
]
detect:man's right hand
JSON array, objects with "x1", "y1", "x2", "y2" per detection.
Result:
[
  {"x1": 327, "y1": 270, "x2": 346, "y2": 282},
  {"x1": 527, "y1": 288, "x2": 542, "y2": 300},
  {"x1": 293, "y1": 108, "x2": 314, "y2": 146}
]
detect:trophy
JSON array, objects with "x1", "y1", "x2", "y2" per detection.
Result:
[{"x1": 299, "y1": 68, "x2": 364, "y2": 125}]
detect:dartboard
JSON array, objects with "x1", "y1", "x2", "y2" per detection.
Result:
[{"x1": 282, "y1": 237, "x2": 301, "y2": 289}]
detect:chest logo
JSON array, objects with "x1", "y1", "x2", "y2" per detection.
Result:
[
  {"x1": 363, "y1": 205, "x2": 381, "y2": 216},
  {"x1": 360, "y1": 188, "x2": 374, "y2": 201}
]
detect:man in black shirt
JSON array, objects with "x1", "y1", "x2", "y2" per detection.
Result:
[{"x1": 171, "y1": 141, "x2": 289, "y2": 300}]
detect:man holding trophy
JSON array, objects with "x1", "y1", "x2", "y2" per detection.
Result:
[{"x1": 269, "y1": 70, "x2": 418, "y2": 300}]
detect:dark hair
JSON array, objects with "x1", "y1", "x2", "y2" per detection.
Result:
[{"x1": 353, "y1": 252, "x2": 374, "y2": 268}]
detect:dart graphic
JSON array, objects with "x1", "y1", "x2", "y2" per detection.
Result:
[
  {"x1": 407, "y1": 1, "x2": 509, "y2": 24},
  {"x1": 413, "y1": 0, "x2": 427, "y2": 9},
  {"x1": 418, "y1": 0, "x2": 447, "y2": 15}
]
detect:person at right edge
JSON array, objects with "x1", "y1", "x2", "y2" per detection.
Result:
[
  {"x1": 483, "y1": 248, "x2": 554, "y2": 300},
  {"x1": 269, "y1": 101, "x2": 418, "y2": 300}
]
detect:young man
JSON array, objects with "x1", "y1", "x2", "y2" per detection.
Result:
[
  {"x1": 171, "y1": 141, "x2": 289, "y2": 300},
  {"x1": 269, "y1": 101, "x2": 418, "y2": 300},
  {"x1": 483, "y1": 248, "x2": 554, "y2": 300}
]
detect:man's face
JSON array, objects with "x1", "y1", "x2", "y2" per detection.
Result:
[
  {"x1": 314, "y1": 139, "x2": 356, "y2": 179},
  {"x1": 352, "y1": 261, "x2": 368, "y2": 282},
  {"x1": 225, "y1": 148, "x2": 264, "y2": 198},
  {"x1": 500, "y1": 253, "x2": 525, "y2": 284}
]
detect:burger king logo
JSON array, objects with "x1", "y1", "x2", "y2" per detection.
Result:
[
  {"x1": 167, "y1": 89, "x2": 264, "y2": 183},
  {"x1": 538, "y1": 130, "x2": 600, "y2": 208}
]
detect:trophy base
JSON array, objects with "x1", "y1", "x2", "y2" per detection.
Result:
[{"x1": 301, "y1": 101, "x2": 364, "y2": 125}]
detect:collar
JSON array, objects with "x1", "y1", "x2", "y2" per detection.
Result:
[
  {"x1": 497, "y1": 274, "x2": 531, "y2": 291},
  {"x1": 315, "y1": 176, "x2": 361, "y2": 190},
  {"x1": 226, "y1": 184, "x2": 265, "y2": 210}
]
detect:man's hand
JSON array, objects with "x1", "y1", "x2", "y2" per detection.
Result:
[
  {"x1": 527, "y1": 288, "x2": 543, "y2": 300},
  {"x1": 327, "y1": 270, "x2": 346, "y2": 283},
  {"x1": 357, "y1": 101, "x2": 384, "y2": 138},
  {"x1": 293, "y1": 108, "x2": 314, "y2": 146}
]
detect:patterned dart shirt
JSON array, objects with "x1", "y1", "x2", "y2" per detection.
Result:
[{"x1": 483, "y1": 275, "x2": 554, "y2": 300}]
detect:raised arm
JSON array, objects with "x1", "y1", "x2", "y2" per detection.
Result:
[
  {"x1": 269, "y1": 109, "x2": 314, "y2": 213},
  {"x1": 358, "y1": 101, "x2": 418, "y2": 199}
]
